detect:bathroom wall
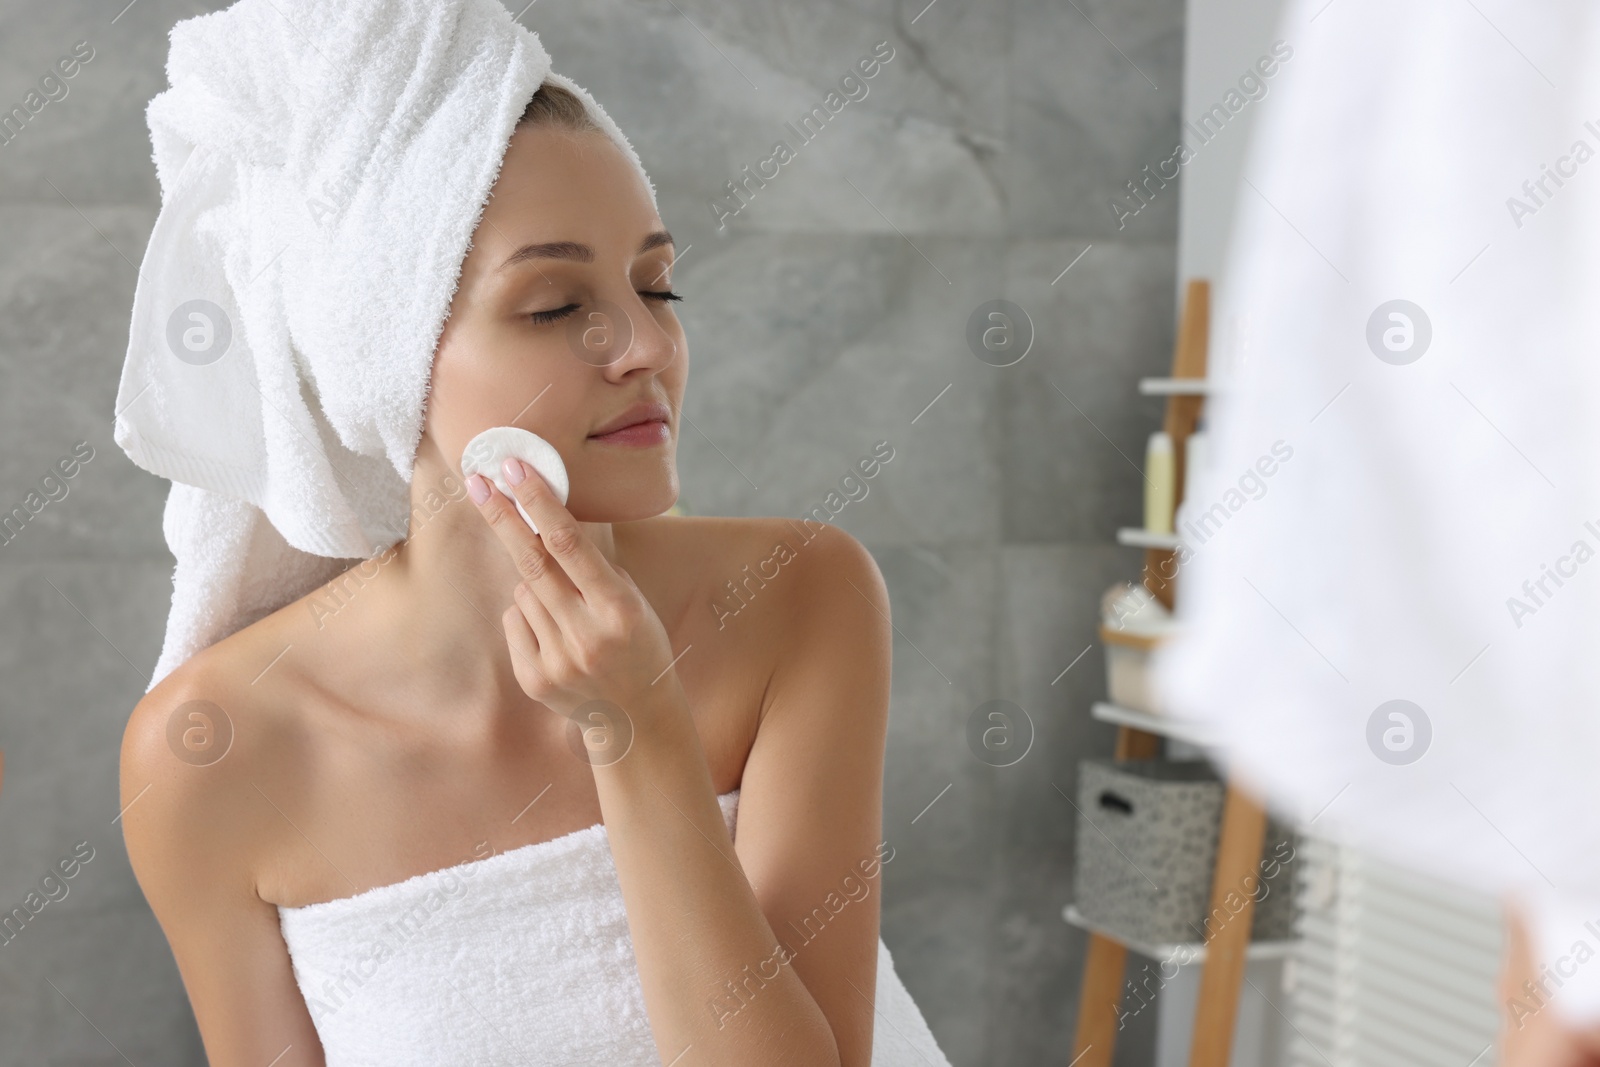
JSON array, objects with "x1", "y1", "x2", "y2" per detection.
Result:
[{"x1": 0, "y1": 0, "x2": 1186, "y2": 1063}]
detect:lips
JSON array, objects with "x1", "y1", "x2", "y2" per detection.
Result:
[{"x1": 589, "y1": 399, "x2": 672, "y2": 438}]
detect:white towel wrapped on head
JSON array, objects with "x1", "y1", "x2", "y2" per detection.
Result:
[{"x1": 114, "y1": 0, "x2": 655, "y2": 688}]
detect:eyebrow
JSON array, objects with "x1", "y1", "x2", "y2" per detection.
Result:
[{"x1": 496, "y1": 230, "x2": 675, "y2": 272}]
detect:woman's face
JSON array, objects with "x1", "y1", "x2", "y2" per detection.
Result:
[{"x1": 420, "y1": 122, "x2": 685, "y2": 523}]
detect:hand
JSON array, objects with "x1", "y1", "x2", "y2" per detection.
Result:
[
  {"x1": 1500, "y1": 900, "x2": 1600, "y2": 1066},
  {"x1": 465, "y1": 457, "x2": 682, "y2": 725}
]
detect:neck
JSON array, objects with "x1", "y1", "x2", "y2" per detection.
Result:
[{"x1": 343, "y1": 446, "x2": 621, "y2": 719}]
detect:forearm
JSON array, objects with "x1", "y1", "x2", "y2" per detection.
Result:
[{"x1": 592, "y1": 688, "x2": 841, "y2": 1067}]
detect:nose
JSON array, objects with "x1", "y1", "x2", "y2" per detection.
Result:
[{"x1": 577, "y1": 289, "x2": 679, "y2": 381}]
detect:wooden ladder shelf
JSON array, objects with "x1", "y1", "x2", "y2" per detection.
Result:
[{"x1": 1068, "y1": 279, "x2": 1269, "y2": 1067}]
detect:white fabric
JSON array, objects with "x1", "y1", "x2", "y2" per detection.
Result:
[
  {"x1": 277, "y1": 789, "x2": 953, "y2": 1065},
  {"x1": 1154, "y1": 0, "x2": 1600, "y2": 1025},
  {"x1": 460, "y1": 426, "x2": 570, "y2": 535},
  {"x1": 113, "y1": 0, "x2": 656, "y2": 689}
]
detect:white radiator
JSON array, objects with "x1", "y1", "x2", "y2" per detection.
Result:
[{"x1": 1285, "y1": 834, "x2": 1504, "y2": 1067}]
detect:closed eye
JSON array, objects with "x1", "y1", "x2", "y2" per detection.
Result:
[{"x1": 528, "y1": 290, "x2": 684, "y2": 326}]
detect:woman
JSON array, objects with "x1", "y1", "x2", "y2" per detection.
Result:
[{"x1": 119, "y1": 39, "x2": 949, "y2": 1067}]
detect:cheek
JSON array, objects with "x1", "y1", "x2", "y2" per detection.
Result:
[
  {"x1": 428, "y1": 330, "x2": 593, "y2": 451},
  {"x1": 425, "y1": 336, "x2": 495, "y2": 443},
  {"x1": 660, "y1": 341, "x2": 690, "y2": 399},
  {"x1": 424, "y1": 331, "x2": 516, "y2": 443}
]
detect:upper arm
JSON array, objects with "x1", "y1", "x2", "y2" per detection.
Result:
[
  {"x1": 734, "y1": 523, "x2": 893, "y2": 1067},
  {"x1": 120, "y1": 672, "x2": 325, "y2": 1067}
]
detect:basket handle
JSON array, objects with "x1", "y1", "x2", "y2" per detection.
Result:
[{"x1": 1097, "y1": 790, "x2": 1133, "y2": 815}]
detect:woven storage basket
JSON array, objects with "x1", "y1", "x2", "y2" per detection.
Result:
[{"x1": 1073, "y1": 758, "x2": 1296, "y2": 946}]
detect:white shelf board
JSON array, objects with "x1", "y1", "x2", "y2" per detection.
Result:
[
  {"x1": 1092, "y1": 701, "x2": 1216, "y2": 747},
  {"x1": 1116, "y1": 527, "x2": 1183, "y2": 551},
  {"x1": 1062, "y1": 904, "x2": 1294, "y2": 961},
  {"x1": 1138, "y1": 377, "x2": 1218, "y2": 396}
]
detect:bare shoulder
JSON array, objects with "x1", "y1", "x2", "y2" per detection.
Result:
[
  {"x1": 119, "y1": 629, "x2": 305, "y2": 891},
  {"x1": 119, "y1": 622, "x2": 327, "y2": 1062},
  {"x1": 626, "y1": 515, "x2": 889, "y2": 690},
  {"x1": 122, "y1": 612, "x2": 302, "y2": 781},
  {"x1": 719, "y1": 515, "x2": 886, "y2": 613},
  {"x1": 782, "y1": 520, "x2": 888, "y2": 615},
  {"x1": 632, "y1": 514, "x2": 887, "y2": 624}
]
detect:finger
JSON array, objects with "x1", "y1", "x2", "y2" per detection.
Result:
[
  {"x1": 500, "y1": 457, "x2": 620, "y2": 604},
  {"x1": 467, "y1": 472, "x2": 583, "y2": 618},
  {"x1": 513, "y1": 580, "x2": 563, "y2": 659},
  {"x1": 501, "y1": 602, "x2": 548, "y2": 697},
  {"x1": 614, "y1": 563, "x2": 644, "y2": 598}
]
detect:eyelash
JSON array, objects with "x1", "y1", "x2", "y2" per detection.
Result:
[{"x1": 528, "y1": 290, "x2": 684, "y2": 325}]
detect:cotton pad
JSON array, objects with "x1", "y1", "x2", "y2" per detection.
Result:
[{"x1": 460, "y1": 426, "x2": 570, "y2": 535}]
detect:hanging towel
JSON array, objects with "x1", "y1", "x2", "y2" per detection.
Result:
[
  {"x1": 113, "y1": 0, "x2": 656, "y2": 689},
  {"x1": 1152, "y1": 0, "x2": 1600, "y2": 1024}
]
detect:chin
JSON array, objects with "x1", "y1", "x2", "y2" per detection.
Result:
[{"x1": 568, "y1": 475, "x2": 679, "y2": 524}]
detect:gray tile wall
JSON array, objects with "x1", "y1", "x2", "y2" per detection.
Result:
[{"x1": 0, "y1": 0, "x2": 1186, "y2": 1063}]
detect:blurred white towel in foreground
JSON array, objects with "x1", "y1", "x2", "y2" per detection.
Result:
[{"x1": 1154, "y1": 0, "x2": 1600, "y2": 1024}]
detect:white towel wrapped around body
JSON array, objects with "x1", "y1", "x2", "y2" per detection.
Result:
[{"x1": 277, "y1": 790, "x2": 953, "y2": 1066}]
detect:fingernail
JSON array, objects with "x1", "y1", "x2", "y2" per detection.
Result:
[
  {"x1": 467, "y1": 473, "x2": 491, "y2": 504},
  {"x1": 503, "y1": 457, "x2": 525, "y2": 486}
]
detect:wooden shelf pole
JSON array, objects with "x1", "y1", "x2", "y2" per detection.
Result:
[
  {"x1": 1071, "y1": 933, "x2": 1128, "y2": 1067},
  {"x1": 1187, "y1": 785, "x2": 1269, "y2": 1067}
]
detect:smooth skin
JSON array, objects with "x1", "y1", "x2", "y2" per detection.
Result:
[{"x1": 120, "y1": 122, "x2": 890, "y2": 1066}]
